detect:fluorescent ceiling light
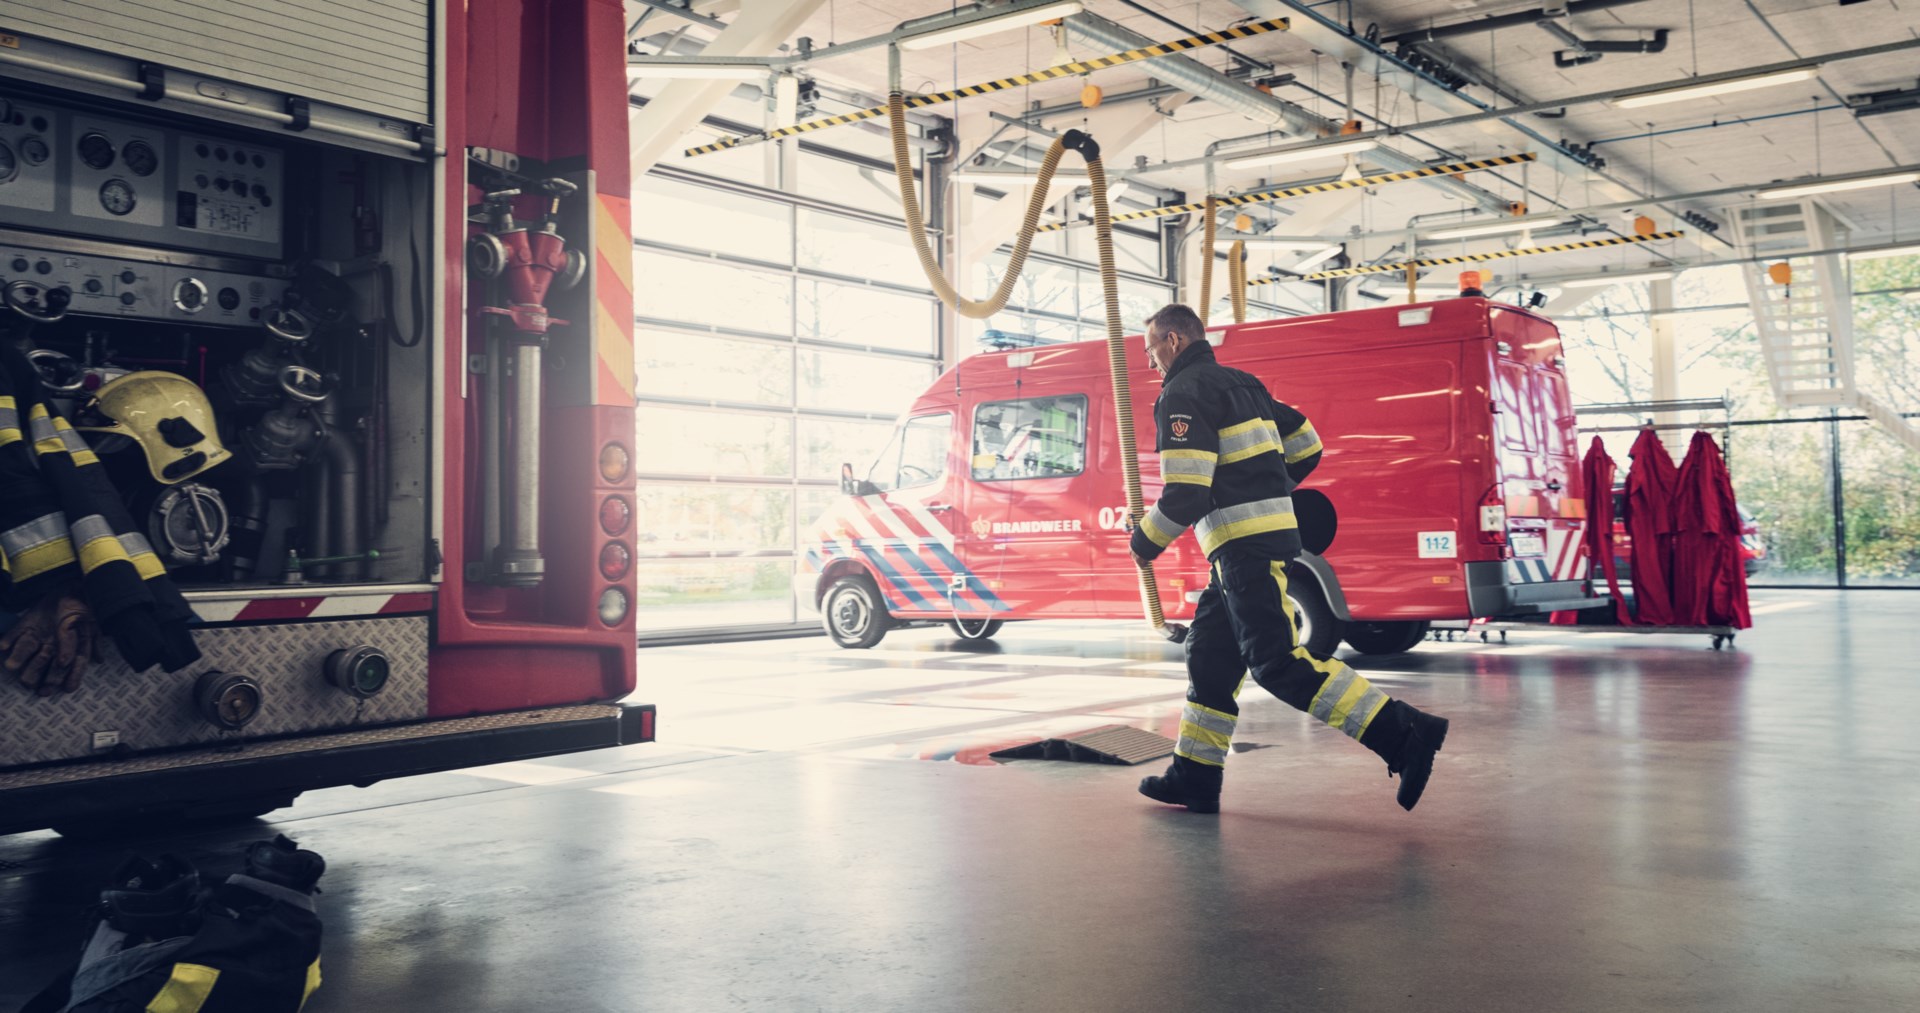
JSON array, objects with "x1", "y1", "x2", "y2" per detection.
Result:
[
  {"x1": 1758, "y1": 170, "x2": 1920, "y2": 200},
  {"x1": 1427, "y1": 217, "x2": 1564, "y2": 240},
  {"x1": 1848, "y1": 243, "x2": 1920, "y2": 261},
  {"x1": 626, "y1": 62, "x2": 771, "y2": 81},
  {"x1": 1559, "y1": 270, "x2": 1676, "y2": 288},
  {"x1": 1223, "y1": 139, "x2": 1378, "y2": 171},
  {"x1": 898, "y1": 2, "x2": 1084, "y2": 51},
  {"x1": 1610, "y1": 67, "x2": 1821, "y2": 109}
]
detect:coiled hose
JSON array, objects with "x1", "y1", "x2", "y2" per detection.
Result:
[{"x1": 887, "y1": 92, "x2": 1179, "y2": 639}]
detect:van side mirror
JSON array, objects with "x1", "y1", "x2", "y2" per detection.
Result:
[{"x1": 839, "y1": 463, "x2": 879, "y2": 496}]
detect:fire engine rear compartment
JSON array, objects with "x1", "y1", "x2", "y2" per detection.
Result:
[{"x1": 4, "y1": 590, "x2": 1911, "y2": 1013}]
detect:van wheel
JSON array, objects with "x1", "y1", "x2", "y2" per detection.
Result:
[
  {"x1": 1343, "y1": 621, "x2": 1431, "y2": 656},
  {"x1": 823, "y1": 574, "x2": 889, "y2": 649},
  {"x1": 947, "y1": 617, "x2": 1004, "y2": 641},
  {"x1": 1284, "y1": 574, "x2": 1342, "y2": 657}
]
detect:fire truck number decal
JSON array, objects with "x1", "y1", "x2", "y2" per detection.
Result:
[
  {"x1": 1097, "y1": 506, "x2": 1137, "y2": 531},
  {"x1": 1417, "y1": 531, "x2": 1458, "y2": 559}
]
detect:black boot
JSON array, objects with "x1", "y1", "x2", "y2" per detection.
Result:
[
  {"x1": 1138, "y1": 756, "x2": 1222, "y2": 814},
  {"x1": 241, "y1": 834, "x2": 326, "y2": 894},
  {"x1": 1387, "y1": 709, "x2": 1450, "y2": 812},
  {"x1": 98, "y1": 853, "x2": 202, "y2": 942}
]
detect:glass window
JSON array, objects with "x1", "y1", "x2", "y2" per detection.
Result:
[
  {"x1": 799, "y1": 416, "x2": 900, "y2": 482},
  {"x1": 796, "y1": 347, "x2": 935, "y2": 414},
  {"x1": 632, "y1": 174, "x2": 792, "y2": 264},
  {"x1": 634, "y1": 557, "x2": 796, "y2": 630},
  {"x1": 1839, "y1": 421, "x2": 1920, "y2": 587},
  {"x1": 635, "y1": 405, "x2": 792, "y2": 478},
  {"x1": 634, "y1": 484, "x2": 794, "y2": 557},
  {"x1": 635, "y1": 251, "x2": 792, "y2": 334},
  {"x1": 797, "y1": 152, "x2": 910, "y2": 216},
  {"x1": 797, "y1": 279, "x2": 935, "y2": 353},
  {"x1": 971, "y1": 395, "x2": 1089, "y2": 481},
  {"x1": 636, "y1": 329, "x2": 791, "y2": 406},
  {"x1": 796, "y1": 209, "x2": 927, "y2": 288},
  {"x1": 869, "y1": 413, "x2": 952, "y2": 491},
  {"x1": 1118, "y1": 278, "x2": 1173, "y2": 334},
  {"x1": 1116, "y1": 227, "x2": 1162, "y2": 277},
  {"x1": 1725, "y1": 420, "x2": 1836, "y2": 585}
]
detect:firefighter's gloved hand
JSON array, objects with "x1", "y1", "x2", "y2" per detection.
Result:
[{"x1": 3, "y1": 591, "x2": 99, "y2": 695}]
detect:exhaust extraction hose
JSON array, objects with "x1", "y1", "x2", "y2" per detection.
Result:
[
  {"x1": 1196, "y1": 197, "x2": 1248, "y2": 325},
  {"x1": 885, "y1": 89, "x2": 1177, "y2": 638}
]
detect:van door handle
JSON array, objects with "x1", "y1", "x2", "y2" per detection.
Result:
[
  {"x1": 1545, "y1": 479, "x2": 1563, "y2": 492},
  {"x1": 925, "y1": 502, "x2": 954, "y2": 512}
]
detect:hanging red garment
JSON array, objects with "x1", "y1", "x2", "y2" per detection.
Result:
[
  {"x1": 1621, "y1": 428, "x2": 1679, "y2": 625},
  {"x1": 1569, "y1": 437, "x2": 1627, "y2": 624},
  {"x1": 1671, "y1": 432, "x2": 1752, "y2": 628}
]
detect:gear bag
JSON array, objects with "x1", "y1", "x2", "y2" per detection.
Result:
[{"x1": 20, "y1": 835, "x2": 325, "y2": 1013}]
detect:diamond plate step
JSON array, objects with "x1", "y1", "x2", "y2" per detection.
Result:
[{"x1": 990, "y1": 724, "x2": 1176, "y2": 765}]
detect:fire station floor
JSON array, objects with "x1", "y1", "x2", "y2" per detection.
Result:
[{"x1": 3, "y1": 589, "x2": 1919, "y2": 1011}]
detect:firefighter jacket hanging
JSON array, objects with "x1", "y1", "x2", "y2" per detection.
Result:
[
  {"x1": 1672, "y1": 431, "x2": 1751, "y2": 629},
  {"x1": 0, "y1": 345, "x2": 201, "y2": 673},
  {"x1": 1620, "y1": 428, "x2": 1680, "y2": 625},
  {"x1": 1128, "y1": 340, "x2": 1321, "y2": 564}
]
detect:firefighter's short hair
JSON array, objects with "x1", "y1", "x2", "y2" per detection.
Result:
[{"x1": 1144, "y1": 304, "x2": 1204, "y2": 344}]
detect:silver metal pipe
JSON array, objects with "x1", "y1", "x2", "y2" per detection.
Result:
[{"x1": 496, "y1": 342, "x2": 545, "y2": 586}]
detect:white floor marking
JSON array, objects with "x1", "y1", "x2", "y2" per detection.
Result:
[{"x1": 461, "y1": 762, "x2": 596, "y2": 785}]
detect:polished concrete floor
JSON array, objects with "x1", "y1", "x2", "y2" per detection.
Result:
[{"x1": 3, "y1": 590, "x2": 1918, "y2": 1011}]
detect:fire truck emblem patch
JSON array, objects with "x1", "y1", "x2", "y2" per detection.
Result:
[
  {"x1": 971, "y1": 518, "x2": 992, "y2": 537},
  {"x1": 1171, "y1": 420, "x2": 1189, "y2": 438}
]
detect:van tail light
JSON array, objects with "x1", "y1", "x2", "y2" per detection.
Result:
[{"x1": 1478, "y1": 485, "x2": 1507, "y2": 545}]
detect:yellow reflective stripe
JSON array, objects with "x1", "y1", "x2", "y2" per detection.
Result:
[
  {"x1": 1186, "y1": 700, "x2": 1236, "y2": 726},
  {"x1": 76, "y1": 531, "x2": 133, "y2": 573},
  {"x1": 1323, "y1": 677, "x2": 1372, "y2": 731},
  {"x1": 1217, "y1": 418, "x2": 1265, "y2": 438},
  {"x1": 1218, "y1": 438, "x2": 1278, "y2": 464},
  {"x1": 10, "y1": 537, "x2": 74, "y2": 581},
  {"x1": 1282, "y1": 421, "x2": 1322, "y2": 462},
  {"x1": 1346, "y1": 691, "x2": 1390, "y2": 738},
  {"x1": 1160, "y1": 448, "x2": 1217, "y2": 486},
  {"x1": 0, "y1": 427, "x2": 18, "y2": 448},
  {"x1": 145, "y1": 962, "x2": 220, "y2": 1013},
  {"x1": 1140, "y1": 506, "x2": 1182, "y2": 548},
  {"x1": 1196, "y1": 513, "x2": 1298, "y2": 554},
  {"x1": 1217, "y1": 418, "x2": 1281, "y2": 463},
  {"x1": 300, "y1": 958, "x2": 323, "y2": 1009},
  {"x1": 51, "y1": 417, "x2": 100, "y2": 466}
]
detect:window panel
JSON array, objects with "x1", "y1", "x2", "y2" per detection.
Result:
[
  {"x1": 798, "y1": 416, "x2": 900, "y2": 483},
  {"x1": 970, "y1": 395, "x2": 1089, "y2": 481},
  {"x1": 635, "y1": 405, "x2": 792, "y2": 478},
  {"x1": 797, "y1": 279, "x2": 935, "y2": 353},
  {"x1": 634, "y1": 557, "x2": 796, "y2": 630},
  {"x1": 634, "y1": 484, "x2": 793, "y2": 557},
  {"x1": 1116, "y1": 227, "x2": 1161, "y2": 277},
  {"x1": 796, "y1": 209, "x2": 927, "y2": 288},
  {"x1": 796, "y1": 153, "x2": 910, "y2": 216},
  {"x1": 632, "y1": 174, "x2": 792, "y2": 264},
  {"x1": 636, "y1": 330, "x2": 791, "y2": 406},
  {"x1": 635, "y1": 251, "x2": 792, "y2": 333},
  {"x1": 796, "y1": 348, "x2": 935, "y2": 414}
]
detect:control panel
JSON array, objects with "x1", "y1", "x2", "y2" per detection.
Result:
[
  {"x1": 0, "y1": 97, "x2": 284, "y2": 260},
  {"x1": 0, "y1": 238, "x2": 287, "y2": 327}
]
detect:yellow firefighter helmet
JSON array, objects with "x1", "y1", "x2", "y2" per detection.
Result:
[{"x1": 75, "y1": 371, "x2": 231, "y2": 484}]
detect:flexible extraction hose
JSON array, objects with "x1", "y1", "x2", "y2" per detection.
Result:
[
  {"x1": 885, "y1": 88, "x2": 1179, "y2": 639},
  {"x1": 887, "y1": 93, "x2": 1067, "y2": 319},
  {"x1": 1198, "y1": 196, "x2": 1217, "y2": 324},
  {"x1": 1229, "y1": 239, "x2": 1248, "y2": 324}
]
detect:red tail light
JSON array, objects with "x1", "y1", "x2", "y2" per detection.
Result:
[
  {"x1": 599, "y1": 541, "x2": 632, "y2": 581},
  {"x1": 1478, "y1": 485, "x2": 1507, "y2": 545},
  {"x1": 599, "y1": 495, "x2": 631, "y2": 536}
]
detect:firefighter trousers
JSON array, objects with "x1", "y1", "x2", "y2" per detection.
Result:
[{"x1": 1172, "y1": 544, "x2": 1415, "y2": 786}]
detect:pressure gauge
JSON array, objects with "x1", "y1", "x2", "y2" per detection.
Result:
[
  {"x1": 19, "y1": 136, "x2": 48, "y2": 166},
  {"x1": 77, "y1": 131, "x2": 115, "y2": 170},
  {"x1": 171, "y1": 277, "x2": 208, "y2": 313},
  {"x1": 193, "y1": 670, "x2": 263, "y2": 730},
  {"x1": 122, "y1": 139, "x2": 159, "y2": 177},
  {"x1": 99, "y1": 178, "x2": 137, "y2": 216},
  {"x1": 0, "y1": 141, "x2": 15, "y2": 184}
]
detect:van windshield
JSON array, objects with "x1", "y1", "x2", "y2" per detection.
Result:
[{"x1": 866, "y1": 413, "x2": 952, "y2": 492}]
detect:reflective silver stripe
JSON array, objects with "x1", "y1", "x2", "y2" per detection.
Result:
[
  {"x1": 1342, "y1": 687, "x2": 1390, "y2": 738},
  {"x1": 69, "y1": 513, "x2": 116, "y2": 547},
  {"x1": 1283, "y1": 423, "x2": 1321, "y2": 457},
  {"x1": 119, "y1": 531, "x2": 160, "y2": 558},
  {"x1": 1217, "y1": 419, "x2": 1280, "y2": 461},
  {"x1": 0, "y1": 402, "x2": 18, "y2": 432},
  {"x1": 1142, "y1": 504, "x2": 1187, "y2": 547},
  {"x1": 27, "y1": 412, "x2": 58, "y2": 444},
  {"x1": 58, "y1": 427, "x2": 93, "y2": 457},
  {"x1": 1308, "y1": 669, "x2": 1360, "y2": 724},
  {"x1": 1, "y1": 511, "x2": 69, "y2": 555},
  {"x1": 1175, "y1": 733, "x2": 1230, "y2": 767},
  {"x1": 1193, "y1": 496, "x2": 1296, "y2": 547},
  {"x1": 1159, "y1": 451, "x2": 1217, "y2": 483},
  {"x1": 1181, "y1": 702, "x2": 1235, "y2": 738}
]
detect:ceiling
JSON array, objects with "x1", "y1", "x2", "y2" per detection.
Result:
[{"x1": 626, "y1": 0, "x2": 1920, "y2": 295}]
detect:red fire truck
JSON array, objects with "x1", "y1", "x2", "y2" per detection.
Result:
[
  {"x1": 800, "y1": 297, "x2": 1604, "y2": 654},
  {"x1": 0, "y1": 0, "x2": 649, "y2": 837}
]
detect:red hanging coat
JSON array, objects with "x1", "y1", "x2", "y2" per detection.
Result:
[
  {"x1": 1555, "y1": 437, "x2": 1622, "y2": 625},
  {"x1": 1621, "y1": 428, "x2": 1679, "y2": 625},
  {"x1": 1670, "y1": 432, "x2": 1753, "y2": 628}
]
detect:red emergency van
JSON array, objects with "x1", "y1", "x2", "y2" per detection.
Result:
[{"x1": 798, "y1": 297, "x2": 1604, "y2": 655}]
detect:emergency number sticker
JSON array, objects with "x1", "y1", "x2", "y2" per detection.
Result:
[{"x1": 1417, "y1": 531, "x2": 1457, "y2": 559}]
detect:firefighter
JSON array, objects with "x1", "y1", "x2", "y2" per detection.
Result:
[{"x1": 1128, "y1": 304, "x2": 1450, "y2": 813}]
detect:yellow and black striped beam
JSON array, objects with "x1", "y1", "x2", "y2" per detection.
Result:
[
  {"x1": 681, "y1": 17, "x2": 1291, "y2": 159},
  {"x1": 1036, "y1": 152, "x2": 1538, "y2": 232},
  {"x1": 1275, "y1": 230, "x2": 1687, "y2": 283}
]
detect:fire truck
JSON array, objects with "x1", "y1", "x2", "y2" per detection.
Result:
[
  {"x1": 800, "y1": 296, "x2": 1605, "y2": 654},
  {"x1": 0, "y1": 0, "x2": 649, "y2": 837}
]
